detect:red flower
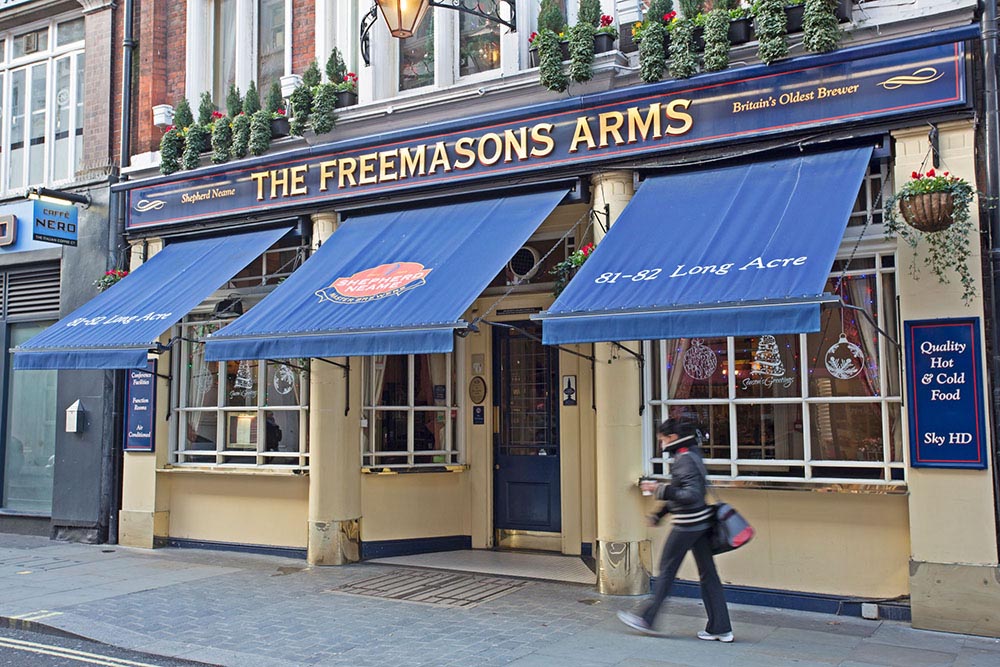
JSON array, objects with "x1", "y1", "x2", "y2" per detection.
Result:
[
  {"x1": 164, "y1": 125, "x2": 175, "y2": 133},
  {"x1": 663, "y1": 10, "x2": 677, "y2": 22},
  {"x1": 926, "y1": 168, "x2": 936, "y2": 177},
  {"x1": 911, "y1": 171, "x2": 920, "y2": 179},
  {"x1": 944, "y1": 171, "x2": 950, "y2": 176},
  {"x1": 274, "y1": 108, "x2": 286, "y2": 115},
  {"x1": 528, "y1": 31, "x2": 538, "y2": 44},
  {"x1": 580, "y1": 242, "x2": 596, "y2": 256},
  {"x1": 344, "y1": 72, "x2": 358, "y2": 82},
  {"x1": 600, "y1": 14, "x2": 613, "y2": 27},
  {"x1": 211, "y1": 110, "x2": 225, "y2": 119}
]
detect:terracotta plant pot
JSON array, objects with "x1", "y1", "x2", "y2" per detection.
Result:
[
  {"x1": 334, "y1": 90, "x2": 358, "y2": 108},
  {"x1": 594, "y1": 32, "x2": 616, "y2": 54},
  {"x1": 269, "y1": 116, "x2": 290, "y2": 138},
  {"x1": 899, "y1": 192, "x2": 955, "y2": 233}
]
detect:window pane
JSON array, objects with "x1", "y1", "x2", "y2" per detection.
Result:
[
  {"x1": 664, "y1": 337, "x2": 728, "y2": 400},
  {"x1": 214, "y1": 0, "x2": 237, "y2": 104},
  {"x1": 225, "y1": 411, "x2": 258, "y2": 451},
  {"x1": 225, "y1": 359, "x2": 259, "y2": 406},
  {"x1": 184, "y1": 320, "x2": 221, "y2": 408},
  {"x1": 53, "y1": 57, "x2": 71, "y2": 182},
  {"x1": 28, "y1": 63, "x2": 47, "y2": 186},
  {"x1": 808, "y1": 274, "x2": 881, "y2": 397},
  {"x1": 3, "y1": 323, "x2": 58, "y2": 512},
  {"x1": 882, "y1": 271, "x2": 901, "y2": 397},
  {"x1": 735, "y1": 403, "x2": 803, "y2": 461},
  {"x1": 74, "y1": 53, "x2": 84, "y2": 175},
  {"x1": 809, "y1": 402, "x2": 883, "y2": 462},
  {"x1": 10, "y1": 69, "x2": 25, "y2": 190},
  {"x1": 257, "y1": 0, "x2": 285, "y2": 94},
  {"x1": 459, "y1": 7, "x2": 500, "y2": 76},
  {"x1": 399, "y1": 11, "x2": 434, "y2": 91},
  {"x1": 13, "y1": 29, "x2": 48, "y2": 59},
  {"x1": 734, "y1": 333, "x2": 801, "y2": 398},
  {"x1": 264, "y1": 410, "x2": 299, "y2": 453},
  {"x1": 57, "y1": 18, "x2": 85, "y2": 46},
  {"x1": 265, "y1": 360, "x2": 305, "y2": 406},
  {"x1": 0, "y1": 39, "x2": 6, "y2": 62},
  {"x1": 182, "y1": 410, "x2": 218, "y2": 460},
  {"x1": 372, "y1": 355, "x2": 409, "y2": 406}
]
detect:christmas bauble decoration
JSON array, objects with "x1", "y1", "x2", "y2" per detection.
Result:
[
  {"x1": 683, "y1": 339, "x2": 718, "y2": 380},
  {"x1": 825, "y1": 333, "x2": 864, "y2": 380}
]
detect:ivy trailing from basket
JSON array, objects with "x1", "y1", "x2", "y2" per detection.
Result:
[
  {"x1": 668, "y1": 18, "x2": 697, "y2": 79},
  {"x1": 538, "y1": 29, "x2": 568, "y2": 92},
  {"x1": 158, "y1": 126, "x2": 183, "y2": 175},
  {"x1": 230, "y1": 113, "x2": 250, "y2": 159},
  {"x1": 802, "y1": 0, "x2": 841, "y2": 53},
  {"x1": 182, "y1": 123, "x2": 209, "y2": 170},
  {"x1": 248, "y1": 110, "x2": 272, "y2": 156},
  {"x1": 210, "y1": 115, "x2": 232, "y2": 164},
  {"x1": 568, "y1": 21, "x2": 596, "y2": 82},
  {"x1": 639, "y1": 21, "x2": 667, "y2": 82},
  {"x1": 702, "y1": 8, "x2": 731, "y2": 71},
  {"x1": 311, "y1": 83, "x2": 338, "y2": 135},
  {"x1": 753, "y1": 0, "x2": 788, "y2": 65}
]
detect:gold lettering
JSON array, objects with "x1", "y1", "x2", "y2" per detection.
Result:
[
  {"x1": 250, "y1": 172, "x2": 268, "y2": 201},
  {"x1": 664, "y1": 99, "x2": 694, "y2": 135},
  {"x1": 598, "y1": 111, "x2": 625, "y2": 148},
  {"x1": 504, "y1": 128, "x2": 529, "y2": 163},
  {"x1": 380, "y1": 149, "x2": 399, "y2": 182},
  {"x1": 359, "y1": 153, "x2": 377, "y2": 185},
  {"x1": 530, "y1": 123, "x2": 555, "y2": 158},
  {"x1": 319, "y1": 160, "x2": 337, "y2": 191},
  {"x1": 477, "y1": 133, "x2": 503, "y2": 166},
  {"x1": 627, "y1": 103, "x2": 662, "y2": 143},
  {"x1": 399, "y1": 145, "x2": 426, "y2": 178},
  {"x1": 568, "y1": 116, "x2": 597, "y2": 153},
  {"x1": 339, "y1": 157, "x2": 358, "y2": 188},
  {"x1": 289, "y1": 165, "x2": 308, "y2": 195},
  {"x1": 270, "y1": 168, "x2": 289, "y2": 199},
  {"x1": 428, "y1": 142, "x2": 452, "y2": 174},
  {"x1": 453, "y1": 137, "x2": 477, "y2": 170}
]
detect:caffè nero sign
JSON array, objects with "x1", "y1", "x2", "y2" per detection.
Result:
[{"x1": 125, "y1": 39, "x2": 967, "y2": 230}]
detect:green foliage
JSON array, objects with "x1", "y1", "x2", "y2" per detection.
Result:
[
  {"x1": 668, "y1": 19, "x2": 697, "y2": 78},
  {"x1": 713, "y1": 0, "x2": 736, "y2": 9},
  {"x1": 325, "y1": 47, "x2": 347, "y2": 82},
  {"x1": 230, "y1": 113, "x2": 250, "y2": 159},
  {"x1": 754, "y1": 0, "x2": 788, "y2": 65},
  {"x1": 173, "y1": 97, "x2": 194, "y2": 129},
  {"x1": 647, "y1": 0, "x2": 675, "y2": 24},
  {"x1": 885, "y1": 171, "x2": 978, "y2": 304},
  {"x1": 311, "y1": 83, "x2": 338, "y2": 135},
  {"x1": 638, "y1": 21, "x2": 667, "y2": 83},
  {"x1": 248, "y1": 109, "x2": 272, "y2": 156},
  {"x1": 226, "y1": 84, "x2": 242, "y2": 118},
  {"x1": 210, "y1": 117, "x2": 232, "y2": 164},
  {"x1": 182, "y1": 123, "x2": 210, "y2": 170},
  {"x1": 158, "y1": 128, "x2": 183, "y2": 175},
  {"x1": 265, "y1": 82, "x2": 284, "y2": 114},
  {"x1": 702, "y1": 8, "x2": 730, "y2": 72},
  {"x1": 578, "y1": 0, "x2": 602, "y2": 27},
  {"x1": 243, "y1": 81, "x2": 261, "y2": 114},
  {"x1": 301, "y1": 60, "x2": 322, "y2": 87},
  {"x1": 537, "y1": 0, "x2": 565, "y2": 33},
  {"x1": 802, "y1": 0, "x2": 841, "y2": 53},
  {"x1": 538, "y1": 29, "x2": 568, "y2": 92},
  {"x1": 197, "y1": 91, "x2": 215, "y2": 125},
  {"x1": 289, "y1": 82, "x2": 313, "y2": 134},
  {"x1": 569, "y1": 22, "x2": 596, "y2": 83},
  {"x1": 551, "y1": 242, "x2": 595, "y2": 296},
  {"x1": 679, "y1": 0, "x2": 703, "y2": 19}
]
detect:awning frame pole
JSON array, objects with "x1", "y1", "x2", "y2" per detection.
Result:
[
  {"x1": 312, "y1": 357, "x2": 351, "y2": 416},
  {"x1": 611, "y1": 342, "x2": 645, "y2": 416}
]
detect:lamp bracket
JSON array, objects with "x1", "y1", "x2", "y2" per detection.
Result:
[{"x1": 361, "y1": 0, "x2": 516, "y2": 66}]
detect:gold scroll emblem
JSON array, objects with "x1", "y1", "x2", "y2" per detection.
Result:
[{"x1": 878, "y1": 67, "x2": 943, "y2": 90}]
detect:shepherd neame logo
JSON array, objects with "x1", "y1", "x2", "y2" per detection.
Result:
[{"x1": 315, "y1": 262, "x2": 432, "y2": 304}]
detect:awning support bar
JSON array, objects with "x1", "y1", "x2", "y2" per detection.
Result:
[
  {"x1": 839, "y1": 300, "x2": 900, "y2": 349},
  {"x1": 311, "y1": 357, "x2": 351, "y2": 416},
  {"x1": 611, "y1": 342, "x2": 645, "y2": 416}
]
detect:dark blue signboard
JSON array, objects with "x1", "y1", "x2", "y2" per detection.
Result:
[
  {"x1": 124, "y1": 360, "x2": 157, "y2": 452},
  {"x1": 124, "y1": 37, "x2": 968, "y2": 230},
  {"x1": 32, "y1": 200, "x2": 78, "y2": 246},
  {"x1": 905, "y1": 318, "x2": 987, "y2": 469}
]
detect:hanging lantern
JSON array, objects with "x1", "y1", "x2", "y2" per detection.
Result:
[{"x1": 375, "y1": 0, "x2": 431, "y2": 38}]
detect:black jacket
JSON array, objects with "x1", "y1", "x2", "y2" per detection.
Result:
[{"x1": 654, "y1": 447, "x2": 711, "y2": 525}]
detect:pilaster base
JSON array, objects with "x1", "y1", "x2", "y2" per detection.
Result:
[
  {"x1": 596, "y1": 539, "x2": 651, "y2": 595},
  {"x1": 308, "y1": 518, "x2": 361, "y2": 565},
  {"x1": 910, "y1": 560, "x2": 1000, "y2": 637},
  {"x1": 118, "y1": 510, "x2": 168, "y2": 549}
]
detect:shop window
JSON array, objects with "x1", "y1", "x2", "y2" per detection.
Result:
[
  {"x1": 0, "y1": 14, "x2": 84, "y2": 195},
  {"x1": 172, "y1": 235, "x2": 310, "y2": 468},
  {"x1": 645, "y1": 252, "x2": 903, "y2": 484},
  {"x1": 362, "y1": 353, "x2": 460, "y2": 468}
]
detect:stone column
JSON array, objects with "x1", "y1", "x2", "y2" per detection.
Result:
[
  {"x1": 307, "y1": 212, "x2": 362, "y2": 565},
  {"x1": 590, "y1": 171, "x2": 648, "y2": 594}
]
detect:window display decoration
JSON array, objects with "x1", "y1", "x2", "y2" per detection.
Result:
[
  {"x1": 751, "y1": 334, "x2": 784, "y2": 377},
  {"x1": 682, "y1": 338, "x2": 718, "y2": 379},
  {"x1": 272, "y1": 363, "x2": 296, "y2": 395},
  {"x1": 234, "y1": 360, "x2": 254, "y2": 390},
  {"x1": 824, "y1": 332, "x2": 864, "y2": 380}
]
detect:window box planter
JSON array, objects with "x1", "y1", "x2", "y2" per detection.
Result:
[
  {"x1": 559, "y1": 39, "x2": 570, "y2": 61},
  {"x1": 334, "y1": 90, "x2": 358, "y2": 108},
  {"x1": 835, "y1": 0, "x2": 851, "y2": 23},
  {"x1": 594, "y1": 32, "x2": 616, "y2": 54},
  {"x1": 899, "y1": 192, "x2": 955, "y2": 233},
  {"x1": 785, "y1": 4, "x2": 805, "y2": 33},
  {"x1": 728, "y1": 17, "x2": 753, "y2": 45},
  {"x1": 529, "y1": 46, "x2": 539, "y2": 68},
  {"x1": 270, "y1": 116, "x2": 290, "y2": 138},
  {"x1": 692, "y1": 25, "x2": 705, "y2": 52}
]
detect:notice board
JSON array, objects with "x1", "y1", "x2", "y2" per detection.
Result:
[{"x1": 124, "y1": 360, "x2": 156, "y2": 452}]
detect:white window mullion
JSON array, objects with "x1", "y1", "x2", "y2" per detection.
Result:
[
  {"x1": 800, "y1": 332, "x2": 812, "y2": 480},
  {"x1": 236, "y1": 0, "x2": 256, "y2": 93},
  {"x1": 727, "y1": 336, "x2": 737, "y2": 476}
]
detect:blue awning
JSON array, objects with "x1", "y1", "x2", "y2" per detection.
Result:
[
  {"x1": 204, "y1": 189, "x2": 567, "y2": 361},
  {"x1": 536, "y1": 147, "x2": 873, "y2": 345},
  {"x1": 13, "y1": 227, "x2": 289, "y2": 370}
]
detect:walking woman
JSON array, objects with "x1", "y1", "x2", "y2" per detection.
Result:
[{"x1": 617, "y1": 418, "x2": 734, "y2": 642}]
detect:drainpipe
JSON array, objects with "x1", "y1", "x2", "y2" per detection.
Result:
[
  {"x1": 980, "y1": 0, "x2": 1000, "y2": 562},
  {"x1": 101, "y1": 0, "x2": 135, "y2": 545}
]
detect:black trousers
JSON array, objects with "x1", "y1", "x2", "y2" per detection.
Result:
[{"x1": 641, "y1": 523, "x2": 732, "y2": 634}]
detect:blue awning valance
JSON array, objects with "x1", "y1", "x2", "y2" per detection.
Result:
[
  {"x1": 535, "y1": 147, "x2": 874, "y2": 344},
  {"x1": 12, "y1": 227, "x2": 289, "y2": 370}
]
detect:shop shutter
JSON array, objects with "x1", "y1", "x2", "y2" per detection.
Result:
[{"x1": 5, "y1": 264, "x2": 61, "y2": 317}]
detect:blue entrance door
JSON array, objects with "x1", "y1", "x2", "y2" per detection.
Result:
[{"x1": 493, "y1": 322, "x2": 561, "y2": 534}]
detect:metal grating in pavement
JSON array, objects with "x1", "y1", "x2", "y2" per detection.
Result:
[{"x1": 331, "y1": 569, "x2": 527, "y2": 608}]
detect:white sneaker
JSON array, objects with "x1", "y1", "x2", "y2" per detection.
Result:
[
  {"x1": 697, "y1": 630, "x2": 734, "y2": 643},
  {"x1": 617, "y1": 610, "x2": 655, "y2": 635}
]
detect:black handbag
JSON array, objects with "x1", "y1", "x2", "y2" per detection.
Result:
[{"x1": 692, "y1": 455, "x2": 755, "y2": 555}]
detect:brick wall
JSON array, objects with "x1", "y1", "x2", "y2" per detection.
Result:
[{"x1": 292, "y1": 0, "x2": 315, "y2": 75}]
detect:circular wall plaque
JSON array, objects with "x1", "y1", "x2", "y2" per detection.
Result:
[{"x1": 469, "y1": 376, "x2": 487, "y2": 404}]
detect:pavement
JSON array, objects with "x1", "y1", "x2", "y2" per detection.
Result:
[{"x1": 1, "y1": 534, "x2": 999, "y2": 667}]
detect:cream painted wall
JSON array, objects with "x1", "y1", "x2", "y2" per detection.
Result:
[
  {"x1": 892, "y1": 122, "x2": 998, "y2": 567},
  {"x1": 167, "y1": 473, "x2": 309, "y2": 547},
  {"x1": 648, "y1": 489, "x2": 911, "y2": 597},
  {"x1": 360, "y1": 472, "x2": 469, "y2": 542}
]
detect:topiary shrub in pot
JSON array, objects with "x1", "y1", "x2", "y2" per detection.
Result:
[
  {"x1": 702, "y1": 8, "x2": 731, "y2": 72},
  {"x1": 802, "y1": 0, "x2": 841, "y2": 53},
  {"x1": 754, "y1": 0, "x2": 789, "y2": 64},
  {"x1": 668, "y1": 17, "x2": 698, "y2": 79}
]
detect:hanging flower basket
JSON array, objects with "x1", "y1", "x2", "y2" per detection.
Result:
[
  {"x1": 898, "y1": 191, "x2": 955, "y2": 233},
  {"x1": 94, "y1": 269, "x2": 128, "y2": 292}
]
